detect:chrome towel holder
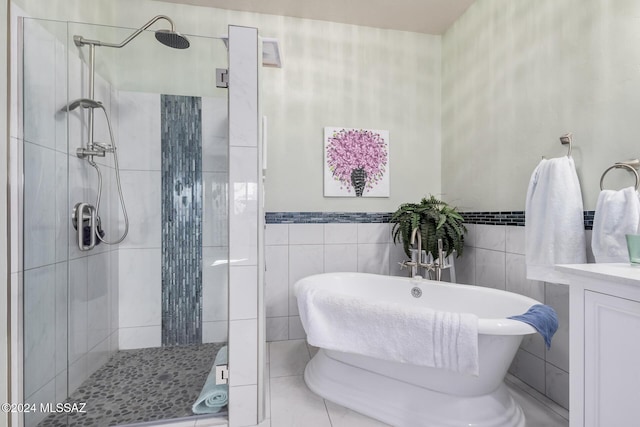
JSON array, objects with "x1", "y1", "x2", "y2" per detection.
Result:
[
  {"x1": 542, "y1": 133, "x2": 573, "y2": 159},
  {"x1": 599, "y1": 159, "x2": 640, "y2": 191}
]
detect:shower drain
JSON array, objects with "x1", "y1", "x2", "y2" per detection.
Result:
[{"x1": 411, "y1": 287, "x2": 422, "y2": 298}]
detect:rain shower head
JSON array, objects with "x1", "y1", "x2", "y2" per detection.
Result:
[
  {"x1": 74, "y1": 15, "x2": 190, "y2": 50},
  {"x1": 155, "y1": 29, "x2": 190, "y2": 49},
  {"x1": 61, "y1": 98, "x2": 103, "y2": 112}
]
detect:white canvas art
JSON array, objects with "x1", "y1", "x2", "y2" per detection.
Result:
[{"x1": 324, "y1": 127, "x2": 390, "y2": 197}]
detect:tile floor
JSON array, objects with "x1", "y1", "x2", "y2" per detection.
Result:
[{"x1": 265, "y1": 339, "x2": 569, "y2": 427}]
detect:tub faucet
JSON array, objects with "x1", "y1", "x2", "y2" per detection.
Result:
[{"x1": 401, "y1": 227, "x2": 431, "y2": 278}]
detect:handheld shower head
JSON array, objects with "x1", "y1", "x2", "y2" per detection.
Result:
[
  {"x1": 61, "y1": 98, "x2": 103, "y2": 112},
  {"x1": 155, "y1": 29, "x2": 190, "y2": 49}
]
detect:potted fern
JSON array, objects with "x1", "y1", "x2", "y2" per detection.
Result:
[{"x1": 390, "y1": 195, "x2": 467, "y2": 260}]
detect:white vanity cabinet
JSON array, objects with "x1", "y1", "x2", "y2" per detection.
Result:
[{"x1": 556, "y1": 264, "x2": 640, "y2": 427}]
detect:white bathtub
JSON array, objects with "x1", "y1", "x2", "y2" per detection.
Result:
[{"x1": 295, "y1": 272, "x2": 539, "y2": 427}]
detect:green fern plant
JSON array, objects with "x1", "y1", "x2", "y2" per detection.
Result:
[{"x1": 390, "y1": 195, "x2": 467, "y2": 260}]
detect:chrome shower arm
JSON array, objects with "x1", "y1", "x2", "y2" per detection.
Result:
[{"x1": 74, "y1": 15, "x2": 176, "y2": 48}]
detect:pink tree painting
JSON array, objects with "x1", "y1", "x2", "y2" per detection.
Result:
[{"x1": 324, "y1": 127, "x2": 390, "y2": 197}]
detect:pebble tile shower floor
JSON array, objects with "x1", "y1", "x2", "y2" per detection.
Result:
[{"x1": 38, "y1": 343, "x2": 226, "y2": 427}]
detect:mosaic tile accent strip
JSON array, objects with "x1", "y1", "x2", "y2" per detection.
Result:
[
  {"x1": 161, "y1": 95, "x2": 203, "y2": 346},
  {"x1": 266, "y1": 211, "x2": 596, "y2": 229},
  {"x1": 265, "y1": 212, "x2": 392, "y2": 224},
  {"x1": 460, "y1": 211, "x2": 526, "y2": 227},
  {"x1": 38, "y1": 343, "x2": 227, "y2": 427}
]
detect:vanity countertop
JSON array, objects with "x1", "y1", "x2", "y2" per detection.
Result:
[{"x1": 556, "y1": 263, "x2": 640, "y2": 287}]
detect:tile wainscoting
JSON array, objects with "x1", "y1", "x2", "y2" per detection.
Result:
[{"x1": 265, "y1": 213, "x2": 591, "y2": 411}]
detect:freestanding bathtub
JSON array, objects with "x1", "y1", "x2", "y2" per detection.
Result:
[{"x1": 295, "y1": 272, "x2": 540, "y2": 427}]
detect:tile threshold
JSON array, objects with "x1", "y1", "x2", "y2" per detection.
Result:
[{"x1": 505, "y1": 373, "x2": 569, "y2": 421}]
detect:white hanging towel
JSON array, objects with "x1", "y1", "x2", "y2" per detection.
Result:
[
  {"x1": 592, "y1": 187, "x2": 640, "y2": 263},
  {"x1": 525, "y1": 157, "x2": 586, "y2": 284}
]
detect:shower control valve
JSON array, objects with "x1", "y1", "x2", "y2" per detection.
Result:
[{"x1": 76, "y1": 147, "x2": 106, "y2": 159}]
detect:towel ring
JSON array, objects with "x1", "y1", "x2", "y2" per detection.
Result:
[{"x1": 599, "y1": 161, "x2": 640, "y2": 191}]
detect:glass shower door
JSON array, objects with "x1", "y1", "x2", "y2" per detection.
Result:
[{"x1": 21, "y1": 17, "x2": 230, "y2": 427}]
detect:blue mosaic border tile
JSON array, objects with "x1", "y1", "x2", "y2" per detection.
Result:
[
  {"x1": 161, "y1": 95, "x2": 203, "y2": 346},
  {"x1": 460, "y1": 211, "x2": 526, "y2": 227},
  {"x1": 265, "y1": 211, "x2": 597, "y2": 229},
  {"x1": 265, "y1": 212, "x2": 392, "y2": 224}
]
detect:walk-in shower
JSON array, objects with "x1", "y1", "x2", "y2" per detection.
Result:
[{"x1": 20, "y1": 15, "x2": 231, "y2": 427}]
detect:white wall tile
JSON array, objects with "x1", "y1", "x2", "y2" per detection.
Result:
[
  {"x1": 229, "y1": 319, "x2": 258, "y2": 386},
  {"x1": 265, "y1": 224, "x2": 289, "y2": 246},
  {"x1": 357, "y1": 223, "x2": 391, "y2": 244},
  {"x1": 325, "y1": 224, "x2": 357, "y2": 244},
  {"x1": 203, "y1": 172, "x2": 229, "y2": 247},
  {"x1": 456, "y1": 246, "x2": 476, "y2": 285},
  {"x1": 22, "y1": 19, "x2": 61, "y2": 150},
  {"x1": 545, "y1": 363, "x2": 569, "y2": 410},
  {"x1": 389, "y1": 242, "x2": 410, "y2": 277},
  {"x1": 119, "y1": 248, "x2": 161, "y2": 328},
  {"x1": 69, "y1": 257, "x2": 88, "y2": 365},
  {"x1": 265, "y1": 245, "x2": 289, "y2": 317},
  {"x1": 506, "y1": 226, "x2": 526, "y2": 255},
  {"x1": 24, "y1": 378, "x2": 56, "y2": 427},
  {"x1": 475, "y1": 224, "x2": 506, "y2": 251},
  {"x1": 475, "y1": 248, "x2": 505, "y2": 290},
  {"x1": 463, "y1": 223, "x2": 476, "y2": 247},
  {"x1": 118, "y1": 170, "x2": 161, "y2": 249},
  {"x1": 288, "y1": 316, "x2": 306, "y2": 340},
  {"x1": 23, "y1": 142, "x2": 56, "y2": 269},
  {"x1": 203, "y1": 247, "x2": 229, "y2": 322},
  {"x1": 266, "y1": 317, "x2": 288, "y2": 342},
  {"x1": 55, "y1": 263, "x2": 68, "y2": 376},
  {"x1": 119, "y1": 326, "x2": 161, "y2": 350},
  {"x1": 229, "y1": 385, "x2": 258, "y2": 427},
  {"x1": 357, "y1": 244, "x2": 390, "y2": 275},
  {"x1": 87, "y1": 252, "x2": 110, "y2": 350},
  {"x1": 230, "y1": 265, "x2": 258, "y2": 320},
  {"x1": 520, "y1": 332, "x2": 546, "y2": 360},
  {"x1": 228, "y1": 25, "x2": 258, "y2": 148},
  {"x1": 509, "y1": 349, "x2": 545, "y2": 394},
  {"x1": 289, "y1": 224, "x2": 324, "y2": 245},
  {"x1": 203, "y1": 321, "x2": 228, "y2": 343},
  {"x1": 324, "y1": 244, "x2": 358, "y2": 273},
  {"x1": 505, "y1": 253, "x2": 545, "y2": 302},
  {"x1": 545, "y1": 283, "x2": 570, "y2": 372},
  {"x1": 68, "y1": 355, "x2": 87, "y2": 395},
  {"x1": 229, "y1": 146, "x2": 258, "y2": 265},
  {"x1": 87, "y1": 337, "x2": 110, "y2": 379},
  {"x1": 117, "y1": 91, "x2": 161, "y2": 171},
  {"x1": 202, "y1": 96, "x2": 229, "y2": 171},
  {"x1": 289, "y1": 245, "x2": 324, "y2": 315},
  {"x1": 585, "y1": 230, "x2": 595, "y2": 263},
  {"x1": 109, "y1": 250, "x2": 119, "y2": 333},
  {"x1": 23, "y1": 264, "x2": 56, "y2": 398}
]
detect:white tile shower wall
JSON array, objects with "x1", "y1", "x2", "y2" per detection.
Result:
[
  {"x1": 264, "y1": 223, "x2": 406, "y2": 341},
  {"x1": 115, "y1": 90, "x2": 229, "y2": 348},
  {"x1": 455, "y1": 223, "x2": 577, "y2": 410},
  {"x1": 19, "y1": 20, "x2": 120, "y2": 414}
]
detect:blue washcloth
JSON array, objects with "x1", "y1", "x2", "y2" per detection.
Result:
[
  {"x1": 508, "y1": 304, "x2": 558, "y2": 349},
  {"x1": 192, "y1": 346, "x2": 228, "y2": 414}
]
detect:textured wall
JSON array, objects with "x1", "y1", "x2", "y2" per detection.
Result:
[{"x1": 442, "y1": 0, "x2": 640, "y2": 211}]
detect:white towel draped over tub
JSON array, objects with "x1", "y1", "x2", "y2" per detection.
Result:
[
  {"x1": 296, "y1": 282, "x2": 479, "y2": 376},
  {"x1": 592, "y1": 187, "x2": 640, "y2": 263},
  {"x1": 526, "y1": 156, "x2": 586, "y2": 284}
]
